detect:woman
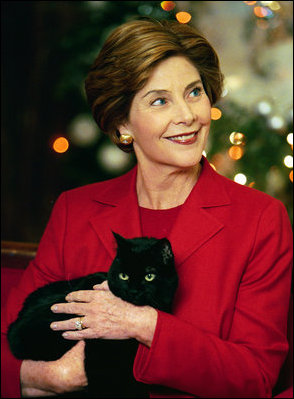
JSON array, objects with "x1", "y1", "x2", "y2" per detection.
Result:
[{"x1": 2, "y1": 18, "x2": 292, "y2": 398}]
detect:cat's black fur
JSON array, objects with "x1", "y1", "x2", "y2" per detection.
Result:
[{"x1": 7, "y1": 233, "x2": 178, "y2": 398}]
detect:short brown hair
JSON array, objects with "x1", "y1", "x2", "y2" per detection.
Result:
[{"x1": 85, "y1": 18, "x2": 224, "y2": 152}]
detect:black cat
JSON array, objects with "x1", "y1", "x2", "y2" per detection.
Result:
[{"x1": 7, "y1": 232, "x2": 178, "y2": 398}]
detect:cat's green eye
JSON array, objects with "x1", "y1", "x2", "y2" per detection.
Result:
[
  {"x1": 145, "y1": 273, "x2": 156, "y2": 282},
  {"x1": 119, "y1": 273, "x2": 129, "y2": 281}
]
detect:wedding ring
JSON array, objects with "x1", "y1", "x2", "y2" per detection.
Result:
[{"x1": 75, "y1": 317, "x2": 85, "y2": 331}]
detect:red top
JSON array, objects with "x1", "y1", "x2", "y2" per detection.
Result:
[
  {"x1": 2, "y1": 157, "x2": 292, "y2": 398},
  {"x1": 140, "y1": 206, "x2": 182, "y2": 238}
]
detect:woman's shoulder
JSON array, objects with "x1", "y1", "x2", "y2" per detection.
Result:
[
  {"x1": 202, "y1": 157, "x2": 285, "y2": 212},
  {"x1": 215, "y1": 169, "x2": 286, "y2": 214},
  {"x1": 61, "y1": 166, "x2": 136, "y2": 204}
]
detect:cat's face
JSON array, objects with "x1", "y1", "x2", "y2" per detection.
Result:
[{"x1": 107, "y1": 233, "x2": 178, "y2": 312}]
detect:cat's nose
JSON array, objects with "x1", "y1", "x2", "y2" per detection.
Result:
[{"x1": 129, "y1": 289, "x2": 139, "y2": 295}]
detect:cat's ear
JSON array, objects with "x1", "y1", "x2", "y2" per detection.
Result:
[
  {"x1": 112, "y1": 231, "x2": 127, "y2": 246},
  {"x1": 159, "y1": 238, "x2": 174, "y2": 264}
]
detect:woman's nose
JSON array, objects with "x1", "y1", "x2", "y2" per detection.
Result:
[{"x1": 172, "y1": 100, "x2": 195, "y2": 126}]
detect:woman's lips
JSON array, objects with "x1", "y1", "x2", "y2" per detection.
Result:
[{"x1": 165, "y1": 131, "x2": 199, "y2": 145}]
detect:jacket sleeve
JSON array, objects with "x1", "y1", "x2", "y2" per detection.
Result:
[
  {"x1": 1, "y1": 193, "x2": 68, "y2": 398},
  {"x1": 133, "y1": 200, "x2": 293, "y2": 398}
]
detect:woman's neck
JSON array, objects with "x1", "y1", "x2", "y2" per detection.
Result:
[{"x1": 136, "y1": 163, "x2": 202, "y2": 209}]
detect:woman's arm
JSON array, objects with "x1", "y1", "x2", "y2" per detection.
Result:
[
  {"x1": 20, "y1": 341, "x2": 87, "y2": 397},
  {"x1": 1, "y1": 193, "x2": 75, "y2": 398},
  {"x1": 133, "y1": 200, "x2": 293, "y2": 398},
  {"x1": 49, "y1": 281, "x2": 158, "y2": 348},
  {"x1": 19, "y1": 281, "x2": 157, "y2": 397}
]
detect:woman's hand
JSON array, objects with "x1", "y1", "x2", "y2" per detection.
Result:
[
  {"x1": 20, "y1": 340, "x2": 88, "y2": 397},
  {"x1": 50, "y1": 281, "x2": 158, "y2": 347}
]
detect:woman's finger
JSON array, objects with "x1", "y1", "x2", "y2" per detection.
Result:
[
  {"x1": 93, "y1": 280, "x2": 109, "y2": 291},
  {"x1": 50, "y1": 317, "x2": 88, "y2": 332},
  {"x1": 51, "y1": 302, "x2": 87, "y2": 315},
  {"x1": 65, "y1": 290, "x2": 97, "y2": 302},
  {"x1": 61, "y1": 329, "x2": 95, "y2": 340}
]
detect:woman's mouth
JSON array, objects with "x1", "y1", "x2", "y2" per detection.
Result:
[{"x1": 165, "y1": 131, "x2": 199, "y2": 145}]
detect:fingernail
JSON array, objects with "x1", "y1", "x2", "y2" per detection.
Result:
[
  {"x1": 62, "y1": 332, "x2": 68, "y2": 338},
  {"x1": 51, "y1": 305, "x2": 58, "y2": 312},
  {"x1": 50, "y1": 323, "x2": 57, "y2": 330}
]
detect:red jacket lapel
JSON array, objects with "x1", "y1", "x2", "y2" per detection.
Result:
[
  {"x1": 89, "y1": 166, "x2": 142, "y2": 259},
  {"x1": 89, "y1": 158, "x2": 231, "y2": 265},
  {"x1": 168, "y1": 158, "x2": 231, "y2": 266}
]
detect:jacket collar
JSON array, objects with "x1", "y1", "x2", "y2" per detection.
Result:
[
  {"x1": 92, "y1": 157, "x2": 230, "y2": 208},
  {"x1": 167, "y1": 157, "x2": 230, "y2": 265},
  {"x1": 89, "y1": 157, "x2": 231, "y2": 265}
]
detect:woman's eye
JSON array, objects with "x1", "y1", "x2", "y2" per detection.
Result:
[
  {"x1": 151, "y1": 98, "x2": 166, "y2": 106},
  {"x1": 119, "y1": 273, "x2": 129, "y2": 281},
  {"x1": 145, "y1": 273, "x2": 156, "y2": 282},
  {"x1": 189, "y1": 87, "x2": 202, "y2": 98}
]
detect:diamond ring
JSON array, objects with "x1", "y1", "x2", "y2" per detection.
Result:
[{"x1": 75, "y1": 317, "x2": 85, "y2": 330}]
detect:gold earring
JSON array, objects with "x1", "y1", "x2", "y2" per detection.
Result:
[{"x1": 119, "y1": 134, "x2": 133, "y2": 145}]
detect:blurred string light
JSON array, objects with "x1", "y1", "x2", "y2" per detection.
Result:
[
  {"x1": 256, "y1": 100, "x2": 272, "y2": 115},
  {"x1": 96, "y1": 143, "x2": 133, "y2": 173},
  {"x1": 228, "y1": 131, "x2": 246, "y2": 161},
  {"x1": 160, "y1": 1, "x2": 192, "y2": 24},
  {"x1": 211, "y1": 107, "x2": 222, "y2": 120},
  {"x1": 228, "y1": 145, "x2": 244, "y2": 160},
  {"x1": 68, "y1": 114, "x2": 100, "y2": 147},
  {"x1": 284, "y1": 155, "x2": 293, "y2": 169},
  {"x1": 229, "y1": 132, "x2": 246, "y2": 145},
  {"x1": 138, "y1": 4, "x2": 153, "y2": 15},
  {"x1": 268, "y1": 115, "x2": 285, "y2": 130},
  {"x1": 285, "y1": 133, "x2": 293, "y2": 182},
  {"x1": 234, "y1": 173, "x2": 247, "y2": 185},
  {"x1": 264, "y1": 1, "x2": 281, "y2": 11},
  {"x1": 160, "y1": 1, "x2": 175, "y2": 11},
  {"x1": 52, "y1": 137, "x2": 69, "y2": 154},
  {"x1": 286, "y1": 133, "x2": 293, "y2": 146},
  {"x1": 254, "y1": 6, "x2": 274, "y2": 18},
  {"x1": 243, "y1": 0, "x2": 282, "y2": 27},
  {"x1": 176, "y1": 11, "x2": 192, "y2": 24}
]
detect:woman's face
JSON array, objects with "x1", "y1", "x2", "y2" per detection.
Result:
[{"x1": 119, "y1": 55, "x2": 211, "y2": 171}]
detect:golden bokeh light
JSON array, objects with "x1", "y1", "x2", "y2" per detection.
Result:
[
  {"x1": 284, "y1": 155, "x2": 293, "y2": 168},
  {"x1": 254, "y1": 6, "x2": 269, "y2": 17},
  {"x1": 211, "y1": 107, "x2": 222, "y2": 120},
  {"x1": 176, "y1": 12, "x2": 192, "y2": 24},
  {"x1": 286, "y1": 133, "x2": 293, "y2": 146},
  {"x1": 229, "y1": 132, "x2": 245, "y2": 145},
  {"x1": 228, "y1": 145, "x2": 244, "y2": 160},
  {"x1": 234, "y1": 173, "x2": 247, "y2": 185},
  {"x1": 269, "y1": 1, "x2": 281, "y2": 11},
  {"x1": 53, "y1": 137, "x2": 69, "y2": 153},
  {"x1": 161, "y1": 1, "x2": 176, "y2": 11},
  {"x1": 243, "y1": 1, "x2": 257, "y2": 4},
  {"x1": 289, "y1": 170, "x2": 293, "y2": 183}
]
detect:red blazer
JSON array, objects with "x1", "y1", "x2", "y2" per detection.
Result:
[{"x1": 2, "y1": 157, "x2": 293, "y2": 398}]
